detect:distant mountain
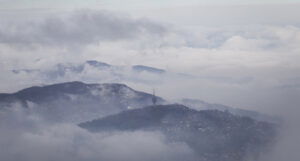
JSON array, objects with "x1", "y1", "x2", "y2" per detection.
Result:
[
  {"x1": 11, "y1": 60, "x2": 168, "y2": 82},
  {"x1": 180, "y1": 98, "x2": 279, "y2": 123},
  {"x1": 0, "y1": 81, "x2": 164, "y2": 123},
  {"x1": 80, "y1": 104, "x2": 277, "y2": 161},
  {"x1": 86, "y1": 60, "x2": 111, "y2": 68},
  {"x1": 132, "y1": 65, "x2": 166, "y2": 74}
]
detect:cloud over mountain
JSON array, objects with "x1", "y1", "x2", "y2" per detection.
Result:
[{"x1": 0, "y1": 10, "x2": 167, "y2": 47}]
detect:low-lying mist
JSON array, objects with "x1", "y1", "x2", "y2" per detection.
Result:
[
  {"x1": 0, "y1": 106, "x2": 196, "y2": 161},
  {"x1": 0, "y1": 89, "x2": 299, "y2": 161},
  {"x1": 258, "y1": 94, "x2": 300, "y2": 161}
]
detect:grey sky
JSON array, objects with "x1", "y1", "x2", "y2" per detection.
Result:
[
  {"x1": 100, "y1": 0, "x2": 300, "y2": 11},
  {"x1": 0, "y1": 10, "x2": 166, "y2": 47},
  {"x1": 1, "y1": 0, "x2": 300, "y2": 11}
]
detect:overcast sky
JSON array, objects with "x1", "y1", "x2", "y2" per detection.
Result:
[
  {"x1": 0, "y1": 0, "x2": 299, "y2": 115},
  {"x1": 1, "y1": 0, "x2": 300, "y2": 9}
]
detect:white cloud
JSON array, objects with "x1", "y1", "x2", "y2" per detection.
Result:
[
  {"x1": 1, "y1": 11, "x2": 300, "y2": 114},
  {"x1": 0, "y1": 10, "x2": 167, "y2": 47}
]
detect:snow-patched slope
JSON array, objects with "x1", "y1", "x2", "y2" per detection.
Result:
[
  {"x1": 0, "y1": 81, "x2": 164, "y2": 123},
  {"x1": 180, "y1": 98, "x2": 279, "y2": 123},
  {"x1": 80, "y1": 104, "x2": 277, "y2": 161}
]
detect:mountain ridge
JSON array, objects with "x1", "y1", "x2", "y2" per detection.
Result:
[
  {"x1": 0, "y1": 81, "x2": 165, "y2": 122},
  {"x1": 79, "y1": 104, "x2": 277, "y2": 161}
]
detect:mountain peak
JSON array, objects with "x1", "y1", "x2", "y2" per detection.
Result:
[
  {"x1": 86, "y1": 60, "x2": 111, "y2": 68},
  {"x1": 132, "y1": 65, "x2": 166, "y2": 74},
  {"x1": 0, "y1": 81, "x2": 165, "y2": 122}
]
